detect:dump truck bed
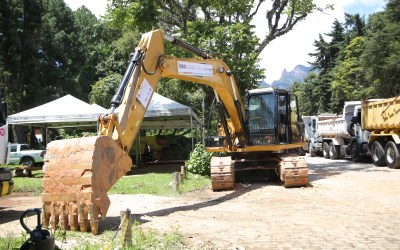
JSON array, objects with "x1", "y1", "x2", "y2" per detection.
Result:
[
  {"x1": 317, "y1": 101, "x2": 360, "y2": 138},
  {"x1": 362, "y1": 97, "x2": 400, "y2": 131}
]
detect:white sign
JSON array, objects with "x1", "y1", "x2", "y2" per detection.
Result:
[
  {"x1": 177, "y1": 61, "x2": 213, "y2": 77},
  {"x1": 137, "y1": 78, "x2": 153, "y2": 108}
]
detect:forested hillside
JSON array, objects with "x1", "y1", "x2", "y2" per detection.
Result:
[
  {"x1": 0, "y1": 0, "x2": 335, "y2": 121},
  {"x1": 2, "y1": 0, "x2": 398, "y2": 131},
  {"x1": 292, "y1": 0, "x2": 400, "y2": 115}
]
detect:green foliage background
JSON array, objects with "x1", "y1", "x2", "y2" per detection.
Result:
[
  {"x1": 293, "y1": 0, "x2": 400, "y2": 115},
  {"x1": 185, "y1": 144, "x2": 213, "y2": 176}
]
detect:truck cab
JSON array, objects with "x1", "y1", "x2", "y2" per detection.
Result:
[{"x1": 8, "y1": 143, "x2": 46, "y2": 167}]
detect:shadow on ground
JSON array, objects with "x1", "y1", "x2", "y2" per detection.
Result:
[{"x1": 100, "y1": 182, "x2": 268, "y2": 233}]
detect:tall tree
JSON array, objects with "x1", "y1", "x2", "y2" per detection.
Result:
[
  {"x1": 331, "y1": 37, "x2": 372, "y2": 110},
  {"x1": 291, "y1": 72, "x2": 320, "y2": 115},
  {"x1": 107, "y1": 0, "x2": 332, "y2": 57},
  {"x1": 39, "y1": 0, "x2": 85, "y2": 101},
  {"x1": 363, "y1": 0, "x2": 400, "y2": 97},
  {"x1": 0, "y1": 0, "x2": 34, "y2": 113},
  {"x1": 73, "y1": 6, "x2": 103, "y2": 101},
  {"x1": 343, "y1": 13, "x2": 366, "y2": 43},
  {"x1": 307, "y1": 19, "x2": 344, "y2": 113}
]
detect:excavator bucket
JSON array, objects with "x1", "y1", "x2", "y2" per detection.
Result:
[{"x1": 41, "y1": 136, "x2": 132, "y2": 234}]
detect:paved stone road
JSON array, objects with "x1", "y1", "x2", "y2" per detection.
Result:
[
  {"x1": 1, "y1": 156, "x2": 399, "y2": 249},
  {"x1": 111, "y1": 156, "x2": 400, "y2": 249}
]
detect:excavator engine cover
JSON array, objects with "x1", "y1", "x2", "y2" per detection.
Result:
[{"x1": 42, "y1": 136, "x2": 132, "y2": 234}]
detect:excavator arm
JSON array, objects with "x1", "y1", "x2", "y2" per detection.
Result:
[
  {"x1": 42, "y1": 29, "x2": 247, "y2": 234},
  {"x1": 98, "y1": 30, "x2": 246, "y2": 153}
]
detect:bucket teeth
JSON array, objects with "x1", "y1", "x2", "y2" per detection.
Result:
[
  {"x1": 42, "y1": 202, "x2": 100, "y2": 234},
  {"x1": 69, "y1": 202, "x2": 78, "y2": 231},
  {"x1": 41, "y1": 136, "x2": 132, "y2": 234}
]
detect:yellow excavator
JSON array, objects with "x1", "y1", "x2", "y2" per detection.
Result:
[{"x1": 41, "y1": 29, "x2": 308, "y2": 234}]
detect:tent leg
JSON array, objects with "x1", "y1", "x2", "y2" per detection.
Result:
[{"x1": 190, "y1": 111, "x2": 194, "y2": 151}]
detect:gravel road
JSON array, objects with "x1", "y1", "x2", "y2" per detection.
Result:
[{"x1": 1, "y1": 156, "x2": 399, "y2": 249}]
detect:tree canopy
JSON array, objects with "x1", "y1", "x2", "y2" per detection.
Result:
[{"x1": 294, "y1": 0, "x2": 400, "y2": 115}]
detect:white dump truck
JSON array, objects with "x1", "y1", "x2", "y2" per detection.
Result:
[{"x1": 305, "y1": 101, "x2": 361, "y2": 159}]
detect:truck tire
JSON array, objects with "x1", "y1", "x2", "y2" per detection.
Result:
[
  {"x1": 329, "y1": 142, "x2": 339, "y2": 160},
  {"x1": 371, "y1": 141, "x2": 385, "y2": 166},
  {"x1": 384, "y1": 141, "x2": 400, "y2": 169},
  {"x1": 351, "y1": 142, "x2": 361, "y2": 162},
  {"x1": 323, "y1": 142, "x2": 330, "y2": 159},
  {"x1": 21, "y1": 157, "x2": 34, "y2": 167},
  {"x1": 308, "y1": 143, "x2": 316, "y2": 157}
]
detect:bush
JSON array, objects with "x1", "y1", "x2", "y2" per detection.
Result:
[{"x1": 185, "y1": 144, "x2": 213, "y2": 176}]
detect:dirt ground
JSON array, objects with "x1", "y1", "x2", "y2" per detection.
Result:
[{"x1": 1, "y1": 156, "x2": 400, "y2": 249}]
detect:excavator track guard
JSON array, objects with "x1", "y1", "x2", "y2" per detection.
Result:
[
  {"x1": 42, "y1": 136, "x2": 132, "y2": 234},
  {"x1": 279, "y1": 154, "x2": 308, "y2": 188},
  {"x1": 210, "y1": 156, "x2": 235, "y2": 191},
  {"x1": 210, "y1": 154, "x2": 308, "y2": 190}
]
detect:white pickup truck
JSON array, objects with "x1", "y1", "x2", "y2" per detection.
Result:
[{"x1": 8, "y1": 143, "x2": 46, "y2": 167}]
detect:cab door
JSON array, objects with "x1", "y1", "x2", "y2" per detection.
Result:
[
  {"x1": 289, "y1": 94, "x2": 303, "y2": 143},
  {"x1": 8, "y1": 144, "x2": 19, "y2": 164}
]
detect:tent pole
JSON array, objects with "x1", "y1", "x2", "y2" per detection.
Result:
[
  {"x1": 190, "y1": 110, "x2": 194, "y2": 150},
  {"x1": 45, "y1": 127, "x2": 48, "y2": 148}
]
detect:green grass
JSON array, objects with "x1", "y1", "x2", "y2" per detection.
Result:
[
  {"x1": 0, "y1": 233, "x2": 27, "y2": 250},
  {"x1": 0, "y1": 223, "x2": 188, "y2": 250},
  {"x1": 108, "y1": 173, "x2": 210, "y2": 196},
  {"x1": 6, "y1": 166, "x2": 210, "y2": 197},
  {"x1": 11, "y1": 170, "x2": 43, "y2": 195}
]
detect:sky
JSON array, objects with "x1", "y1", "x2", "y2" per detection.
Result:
[{"x1": 64, "y1": 0, "x2": 386, "y2": 83}]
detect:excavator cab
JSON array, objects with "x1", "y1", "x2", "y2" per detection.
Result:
[{"x1": 246, "y1": 88, "x2": 303, "y2": 146}]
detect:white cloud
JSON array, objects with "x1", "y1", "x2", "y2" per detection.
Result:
[
  {"x1": 63, "y1": 0, "x2": 384, "y2": 83},
  {"x1": 254, "y1": 0, "x2": 386, "y2": 83},
  {"x1": 255, "y1": 1, "x2": 348, "y2": 83},
  {"x1": 64, "y1": 0, "x2": 109, "y2": 17}
]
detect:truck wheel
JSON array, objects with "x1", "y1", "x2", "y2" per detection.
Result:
[
  {"x1": 323, "y1": 142, "x2": 330, "y2": 159},
  {"x1": 21, "y1": 157, "x2": 34, "y2": 167},
  {"x1": 351, "y1": 142, "x2": 361, "y2": 162},
  {"x1": 371, "y1": 141, "x2": 385, "y2": 166},
  {"x1": 384, "y1": 141, "x2": 400, "y2": 169},
  {"x1": 329, "y1": 142, "x2": 339, "y2": 160},
  {"x1": 308, "y1": 143, "x2": 316, "y2": 157}
]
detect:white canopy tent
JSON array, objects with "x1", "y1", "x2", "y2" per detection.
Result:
[
  {"x1": 7, "y1": 93, "x2": 202, "y2": 129},
  {"x1": 142, "y1": 93, "x2": 202, "y2": 129},
  {"x1": 7, "y1": 94, "x2": 202, "y2": 152},
  {"x1": 7, "y1": 95, "x2": 107, "y2": 128}
]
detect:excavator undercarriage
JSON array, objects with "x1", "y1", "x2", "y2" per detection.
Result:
[{"x1": 210, "y1": 153, "x2": 308, "y2": 191}]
